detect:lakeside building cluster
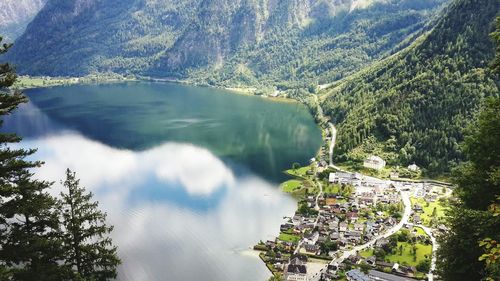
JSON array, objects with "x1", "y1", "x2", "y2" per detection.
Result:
[
  {"x1": 257, "y1": 171, "x2": 406, "y2": 280},
  {"x1": 256, "y1": 166, "x2": 451, "y2": 281}
]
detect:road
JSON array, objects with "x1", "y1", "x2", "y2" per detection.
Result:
[
  {"x1": 307, "y1": 98, "x2": 426, "y2": 280},
  {"x1": 422, "y1": 225, "x2": 437, "y2": 281},
  {"x1": 312, "y1": 93, "x2": 338, "y2": 169},
  {"x1": 293, "y1": 97, "x2": 330, "y2": 257},
  {"x1": 406, "y1": 223, "x2": 438, "y2": 281},
  {"x1": 309, "y1": 187, "x2": 412, "y2": 281},
  {"x1": 328, "y1": 123, "x2": 336, "y2": 167},
  {"x1": 336, "y1": 188, "x2": 411, "y2": 262},
  {"x1": 326, "y1": 123, "x2": 347, "y2": 172}
]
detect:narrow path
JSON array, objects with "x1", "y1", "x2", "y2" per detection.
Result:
[
  {"x1": 293, "y1": 180, "x2": 323, "y2": 256},
  {"x1": 407, "y1": 224, "x2": 438, "y2": 281},
  {"x1": 314, "y1": 180, "x2": 323, "y2": 211}
]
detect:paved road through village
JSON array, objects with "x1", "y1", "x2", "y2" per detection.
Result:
[
  {"x1": 305, "y1": 103, "x2": 437, "y2": 280},
  {"x1": 308, "y1": 187, "x2": 412, "y2": 281}
]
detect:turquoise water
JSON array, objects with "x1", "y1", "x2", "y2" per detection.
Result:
[{"x1": 3, "y1": 82, "x2": 322, "y2": 281}]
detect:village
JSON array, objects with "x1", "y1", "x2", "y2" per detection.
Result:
[{"x1": 255, "y1": 150, "x2": 452, "y2": 281}]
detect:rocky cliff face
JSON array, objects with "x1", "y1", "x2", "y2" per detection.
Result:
[
  {"x1": 0, "y1": 0, "x2": 47, "y2": 41},
  {"x1": 158, "y1": 0, "x2": 358, "y2": 72}
]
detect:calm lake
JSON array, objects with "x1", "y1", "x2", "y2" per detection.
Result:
[{"x1": 3, "y1": 82, "x2": 322, "y2": 281}]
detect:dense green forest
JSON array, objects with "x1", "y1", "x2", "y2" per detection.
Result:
[
  {"x1": 436, "y1": 20, "x2": 500, "y2": 279},
  {"x1": 321, "y1": 0, "x2": 500, "y2": 176},
  {"x1": 437, "y1": 96, "x2": 500, "y2": 280},
  {"x1": 6, "y1": 0, "x2": 446, "y2": 90}
]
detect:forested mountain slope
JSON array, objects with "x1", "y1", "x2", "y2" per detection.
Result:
[
  {"x1": 0, "y1": 0, "x2": 47, "y2": 41},
  {"x1": 7, "y1": 0, "x2": 447, "y2": 90},
  {"x1": 188, "y1": 0, "x2": 448, "y2": 92},
  {"x1": 321, "y1": 0, "x2": 500, "y2": 176}
]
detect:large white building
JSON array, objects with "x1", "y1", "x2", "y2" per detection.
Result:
[
  {"x1": 363, "y1": 155, "x2": 386, "y2": 170},
  {"x1": 329, "y1": 172, "x2": 362, "y2": 186}
]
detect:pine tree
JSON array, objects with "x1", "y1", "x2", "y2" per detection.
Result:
[
  {"x1": 0, "y1": 169, "x2": 67, "y2": 280},
  {"x1": 491, "y1": 17, "x2": 500, "y2": 75},
  {"x1": 59, "y1": 169, "x2": 120, "y2": 281},
  {"x1": 0, "y1": 36, "x2": 68, "y2": 280}
]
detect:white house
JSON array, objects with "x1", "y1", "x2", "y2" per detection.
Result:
[
  {"x1": 363, "y1": 155, "x2": 386, "y2": 170},
  {"x1": 328, "y1": 172, "x2": 336, "y2": 183},
  {"x1": 408, "y1": 164, "x2": 420, "y2": 172},
  {"x1": 304, "y1": 231, "x2": 319, "y2": 245}
]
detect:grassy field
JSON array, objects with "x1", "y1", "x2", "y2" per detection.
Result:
[
  {"x1": 281, "y1": 180, "x2": 302, "y2": 193},
  {"x1": 13, "y1": 75, "x2": 136, "y2": 90},
  {"x1": 414, "y1": 226, "x2": 426, "y2": 236},
  {"x1": 411, "y1": 197, "x2": 447, "y2": 226},
  {"x1": 360, "y1": 248, "x2": 374, "y2": 258},
  {"x1": 359, "y1": 235, "x2": 432, "y2": 268},
  {"x1": 385, "y1": 242, "x2": 432, "y2": 267},
  {"x1": 285, "y1": 166, "x2": 312, "y2": 178},
  {"x1": 278, "y1": 233, "x2": 301, "y2": 243},
  {"x1": 335, "y1": 161, "x2": 393, "y2": 179},
  {"x1": 323, "y1": 184, "x2": 340, "y2": 194}
]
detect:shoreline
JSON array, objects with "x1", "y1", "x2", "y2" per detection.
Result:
[
  {"x1": 13, "y1": 75, "x2": 297, "y2": 104},
  {"x1": 13, "y1": 75, "x2": 140, "y2": 90},
  {"x1": 138, "y1": 76, "x2": 299, "y2": 104}
]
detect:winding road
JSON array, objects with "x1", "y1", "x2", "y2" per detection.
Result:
[
  {"x1": 306, "y1": 99, "x2": 437, "y2": 280},
  {"x1": 333, "y1": 188, "x2": 411, "y2": 264}
]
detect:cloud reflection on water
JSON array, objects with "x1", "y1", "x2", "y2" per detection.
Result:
[
  {"x1": 22, "y1": 133, "x2": 235, "y2": 197},
  {"x1": 16, "y1": 132, "x2": 296, "y2": 281}
]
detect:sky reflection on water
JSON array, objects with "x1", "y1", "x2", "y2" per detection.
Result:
[{"x1": 16, "y1": 133, "x2": 297, "y2": 281}]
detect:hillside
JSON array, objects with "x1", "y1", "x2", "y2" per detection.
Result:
[
  {"x1": 188, "y1": 0, "x2": 449, "y2": 92},
  {"x1": 0, "y1": 0, "x2": 47, "y2": 41},
  {"x1": 7, "y1": 0, "x2": 446, "y2": 90},
  {"x1": 321, "y1": 0, "x2": 500, "y2": 176}
]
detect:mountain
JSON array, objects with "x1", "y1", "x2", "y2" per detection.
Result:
[
  {"x1": 321, "y1": 0, "x2": 500, "y2": 176},
  {"x1": 0, "y1": 0, "x2": 47, "y2": 42},
  {"x1": 188, "y1": 0, "x2": 449, "y2": 92},
  {"x1": 7, "y1": 0, "x2": 447, "y2": 88}
]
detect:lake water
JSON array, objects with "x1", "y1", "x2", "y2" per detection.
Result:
[{"x1": 3, "y1": 82, "x2": 323, "y2": 281}]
